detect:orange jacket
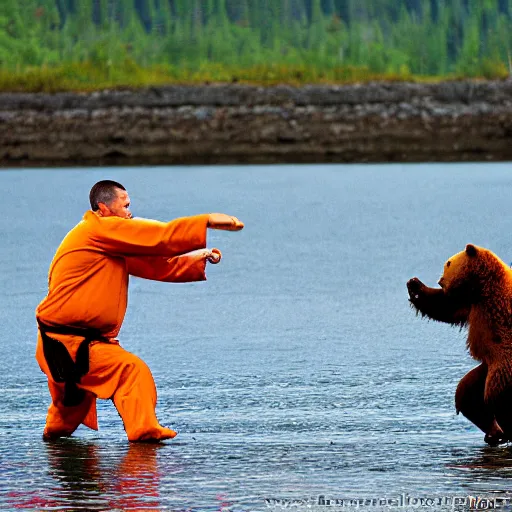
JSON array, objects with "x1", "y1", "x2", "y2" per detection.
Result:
[{"x1": 36, "y1": 210, "x2": 210, "y2": 358}]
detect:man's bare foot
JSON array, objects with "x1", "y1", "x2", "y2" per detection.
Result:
[
  {"x1": 42, "y1": 430, "x2": 72, "y2": 441},
  {"x1": 130, "y1": 427, "x2": 178, "y2": 443}
]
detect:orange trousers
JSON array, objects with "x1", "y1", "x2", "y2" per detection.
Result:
[{"x1": 36, "y1": 337, "x2": 177, "y2": 442}]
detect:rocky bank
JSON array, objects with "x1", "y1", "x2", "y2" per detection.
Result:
[{"x1": 1, "y1": 80, "x2": 512, "y2": 167}]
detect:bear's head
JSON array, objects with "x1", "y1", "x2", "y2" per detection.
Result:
[{"x1": 439, "y1": 244, "x2": 508, "y2": 300}]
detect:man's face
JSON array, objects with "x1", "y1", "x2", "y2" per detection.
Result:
[{"x1": 102, "y1": 188, "x2": 132, "y2": 219}]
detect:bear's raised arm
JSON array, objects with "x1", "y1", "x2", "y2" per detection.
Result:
[{"x1": 407, "y1": 277, "x2": 470, "y2": 327}]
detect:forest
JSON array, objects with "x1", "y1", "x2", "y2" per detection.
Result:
[{"x1": 1, "y1": 0, "x2": 511, "y2": 91}]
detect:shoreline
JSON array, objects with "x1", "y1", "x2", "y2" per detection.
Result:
[{"x1": 2, "y1": 80, "x2": 512, "y2": 167}]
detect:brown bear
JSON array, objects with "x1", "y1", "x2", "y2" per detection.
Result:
[{"x1": 407, "y1": 243, "x2": 512, "y2": 446}]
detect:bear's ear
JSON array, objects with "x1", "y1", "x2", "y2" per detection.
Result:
[{"x1": 465, "y1": 244, "x2": 478, "y2": 257}]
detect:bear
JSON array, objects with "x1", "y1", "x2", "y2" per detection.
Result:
[{"x1": 407, "y1": 243, "x2": 512, "y2": 446}]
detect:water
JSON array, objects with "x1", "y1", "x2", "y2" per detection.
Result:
[{"x1": 1, "y1": 163, "x2": 512, "y2": 510}]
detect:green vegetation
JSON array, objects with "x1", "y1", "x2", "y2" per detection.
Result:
[{"x1": 0, "y1": 0, "x2": 511, "y2": 91}]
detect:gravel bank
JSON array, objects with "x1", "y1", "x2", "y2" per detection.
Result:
[{"x1": 1, "y1": 81, "x2": 512, "y2": 167}]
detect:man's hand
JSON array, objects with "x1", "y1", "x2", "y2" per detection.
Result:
[
  {"x1": 207, "y1": 248, "x2": 222, "y2": 264},
  {"x1": 208, "y1": 213, "x2": 244, "y2": 231}
]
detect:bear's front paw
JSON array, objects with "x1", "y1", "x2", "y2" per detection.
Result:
[
  {"x1": 484, "y1": 432, "x2": 509, "y2": 447},
  {"x1": 407, "y1": 277, "x2": 424, "y2": 301}
]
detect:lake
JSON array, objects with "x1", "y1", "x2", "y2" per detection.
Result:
[{"x1": 1, "y1": 163, "x2": 512, "y2": 511}]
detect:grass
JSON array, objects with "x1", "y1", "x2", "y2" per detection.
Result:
[{"x1": 0, "y1": 60, "x2": 509, "y2": 93}]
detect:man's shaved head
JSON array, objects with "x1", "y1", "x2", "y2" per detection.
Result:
[{"x1": 89, "y1": 180, "x2": 126, "y2": 211}]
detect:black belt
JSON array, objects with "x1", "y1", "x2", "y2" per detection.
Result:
[{"x1": 38, "y1": 321, "x2": 109, "y2": 407}]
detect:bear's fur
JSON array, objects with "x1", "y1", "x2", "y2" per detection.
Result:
[{"x1": 407, "y1": 244, "x2": 512, "y2": 446}]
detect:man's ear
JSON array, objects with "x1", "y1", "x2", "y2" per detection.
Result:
[
  {"x1": 97, "y1": 203, "x2": 110, "y2": 217},
  {"x1": 465, "y1": 244, "x2": 477, "y2": 257}
]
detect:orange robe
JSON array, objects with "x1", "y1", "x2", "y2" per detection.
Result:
[{"x1": 35, "y1": 210, "x2": 210, "y2": 441}]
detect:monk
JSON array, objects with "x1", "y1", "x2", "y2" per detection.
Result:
[{"x1": 35, "y1": 180, "x2": 244, "y2": 442}]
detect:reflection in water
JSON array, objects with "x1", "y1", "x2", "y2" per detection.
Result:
[
  {"x1": 109, "y1": 442, "x2": 162, "y2": 510},
  {"x1": 449, "y1": 445, "x2": 512, "y2": 475},
  {"x1": 445, "y1": 445, "x2": 512, "y2": 500},
  {"x1": 46, "y1": 440, "x2": 107, "y2": 501},
  {"x1": 8, "y1": 440, "x2": 163, "y2": 510}
]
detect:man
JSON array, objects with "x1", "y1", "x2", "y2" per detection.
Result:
[{"x1": 35, "y1": 180, "x2": 244, "y2": 442}]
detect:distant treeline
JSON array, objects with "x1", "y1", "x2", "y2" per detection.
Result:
[{"x1": 1, "y1": 0, "x2": 511, "y2": 89}]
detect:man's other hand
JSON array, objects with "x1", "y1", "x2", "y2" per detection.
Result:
[
  {"x1": 207, "y1": 248, "x2": 222, "y2": 264},
  {"x1": 208, "y1": 213, "x2": 244, "y2": 231}
]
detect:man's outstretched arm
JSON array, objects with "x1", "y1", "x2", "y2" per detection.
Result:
[
  {"x1": 127, "y1": 249, "x2": 222, "y2": 282},
  {"x1": 89, "y1": 213, "x2": 243, "y2": 258}
]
